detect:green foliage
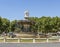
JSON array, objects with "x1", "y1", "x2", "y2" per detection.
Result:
[
  {"x1": 0, "y1": 16, "x2": 60, "y2": 34},
  {"x1": 28, "y1": 16, "x2": 60, "y2": 33}
]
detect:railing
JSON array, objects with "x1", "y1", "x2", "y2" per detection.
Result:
[{"x1": 0, "y1": 38, "x2": 60, "y2": 43}]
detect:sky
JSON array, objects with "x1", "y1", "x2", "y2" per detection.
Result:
[{"x1": 0, "y1": 0, "x2": 60, "y2": 20}]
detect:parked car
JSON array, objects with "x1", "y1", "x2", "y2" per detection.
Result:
[
  {"x1": 8, "y1": 32, "x2": 16, "y2": 38},
  {"x1": 57, "y1": 32, "x2": 60, "y2": 36}
]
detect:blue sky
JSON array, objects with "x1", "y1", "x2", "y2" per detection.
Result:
[{"x1": 0, "y1": 0, "x2": 60, "y2": 20}]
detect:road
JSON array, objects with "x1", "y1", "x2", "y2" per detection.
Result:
[{"x1": 0, "y1": 42, "x2": 60, "y2": 47}]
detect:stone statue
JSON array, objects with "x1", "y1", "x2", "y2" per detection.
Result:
[{"x1": 24, "y1": 10, "x2": 29, "y2": 18}]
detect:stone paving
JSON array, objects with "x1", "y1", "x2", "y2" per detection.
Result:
[{"x1": 0, "y1": 42, "x2": 60, "y2": 47}]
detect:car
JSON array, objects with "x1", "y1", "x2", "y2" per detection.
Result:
[{"x1": 8, "y1": 32, "x2": 16, "y2": 38}]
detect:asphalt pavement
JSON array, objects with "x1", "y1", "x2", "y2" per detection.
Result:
[{"x1": 0, "y1": 42, "x2": 60, "y2": 47}]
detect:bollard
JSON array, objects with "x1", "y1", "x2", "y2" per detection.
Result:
[
  {"x1": 47, "y1": 39, "x2": 48, "y2": 42},
  {"x1": 4, "y1": 38, "x2": 6, "y2": 43},
  {"x1": 18, "y1": 38, "x2": 20, "y2": 43},
  {"x1": 33, "y1": 38, "x2": 35, "y2": 43}
]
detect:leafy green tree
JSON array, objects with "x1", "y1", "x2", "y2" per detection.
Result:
[{"x1": 10, "y1": 20, "x2": 17, "y2": 32}]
